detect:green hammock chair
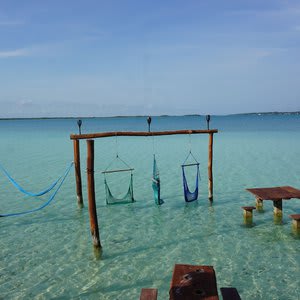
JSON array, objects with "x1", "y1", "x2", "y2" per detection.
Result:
[
  {"x1": 152, "y1": 154, "x2": 163, "y2": 205},
  {"x1": 102, "y1": 155, "x2": 135, "y2": 205}
]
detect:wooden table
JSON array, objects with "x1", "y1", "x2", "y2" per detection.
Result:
[
  {"x1": 246, "y1": 186, "x2": 300, "y2": 220},
  {"x1": 169, "y1": 264, "x2": 219, "y2": 300}
]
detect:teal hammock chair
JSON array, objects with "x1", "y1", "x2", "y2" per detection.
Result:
[
  {"x1": 102, "y1": 155, "x2": 134, "y2": 205},
  {"x1": 182, "y1": 151, "x2": 200, "y2": 202},
  {"x1": 152, "y1": 154, "x2": 163, "y2": 205}
]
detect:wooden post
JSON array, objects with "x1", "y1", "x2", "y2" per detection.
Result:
[
  {"x1": 241, "y1": 206, "x2": 256, "y2": 225},
  {"x1": 73, "y1": 139, "x2": 83, "y2": 207},
  {"x1": 208, "y1": 133, "x2": 214, "y2": 201},
  {"x1": 273, "y1": 199, "x2": 283, "y2": 224},
  {"x1": 289, "y1": 214, "x2": 300, "y2": 231},
  {"x1": 255, "y1": 197, "x2": 263, "y2": 211},
  {"x1": 87, "y1": 140, "x2": 101, "y2": 249},
  {"x1": 273, "y1": 199, "x2": 282, "y2": 216}
]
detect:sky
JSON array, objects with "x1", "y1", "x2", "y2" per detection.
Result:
[{"x1": 0, "y1": 0, "x2": 300, "y2": 117}]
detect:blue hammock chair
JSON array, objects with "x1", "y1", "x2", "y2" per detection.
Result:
[
  {"x1": 181, "y1": 151, "x2": 200, "y2": 202},
  {"x1": 152, "y1": 155, "x2": 163, "y2": 205},
  {"x1": 102, "y1": 155, "x2": 135, "y2": 205}
]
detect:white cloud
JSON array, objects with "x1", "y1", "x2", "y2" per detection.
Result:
[{"x1": 0, "y1": 49, "x2": 29, "y2": 58}]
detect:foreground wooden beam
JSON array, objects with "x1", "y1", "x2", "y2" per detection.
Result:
[
  {"x1": 70, "y1": 129, "x2": 218, "y2": 140},
  {"x1": 87, "y1": 140, "x2": 101, "y2": 249},
  {"x1": 169, "y1": 264, "x2": 219, "y2": 300}
]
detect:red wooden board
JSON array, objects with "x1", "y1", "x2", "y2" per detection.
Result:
[{"x1": 169, "y1": 264, "x2": 219, "y2": 300}]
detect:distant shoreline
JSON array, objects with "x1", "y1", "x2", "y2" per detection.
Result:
[{"x1": 0, "y1": 111, "x2": 299, "y2": 120}]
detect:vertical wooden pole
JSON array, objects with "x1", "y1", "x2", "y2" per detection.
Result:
[
  {"x1": 87, "y1": 139, "x2": 101, "y2": 249},
  {"x1": 208, "y1": 133, "x2": 214, "y2": 201},
  {"x1": 73, "y1": 139, "x2": 83, "y2": 207}
]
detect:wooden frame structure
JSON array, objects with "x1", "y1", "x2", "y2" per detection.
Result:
[{"x1": 70, "y1": 129, "x2": 218, "y2": 248}]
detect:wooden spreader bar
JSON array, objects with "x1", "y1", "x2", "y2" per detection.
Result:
[
  {"x1": 102, "y1": 168, "x2": 134, "y2": 174},
  {"x1": 181, "y1": 163, "x2": 199, "y2": 167},
  {"x1": 70, "y1": 129, "x2": 218, "y2": 140}
]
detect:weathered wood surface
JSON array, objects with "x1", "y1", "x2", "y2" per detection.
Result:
[
  {"x1": 140, "y1": 288, "x2": 158, "y2": 300},
  {"x1": 290, "y1": 214, "x2": 300, "y2": 221},
  {"x1": 208, "y1": 133, "x2": 214, "y2": 200},
  {"x1": 87, "y1": 140, "x2": 101, "y2": 248},
  {"x1": 73, "y1": 139, "x2": 83, "y2": 207},
  {"x1": 169, "y1": 264, "x2": 219, "y2": 300},
  {"x1": 70, "y1": 129, "x2": 218, "y2": 140},
  {"x1": 241, "y1": 206, "x2": 256, "y2": 211},
  {"x1": 246, "y1": 186, "x2": 300, "y2": 200}
]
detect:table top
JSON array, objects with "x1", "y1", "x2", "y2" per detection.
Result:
[
  {"x1": 246, "y1": 186, "x2": 300, "y2": 200},
  {"x1": 169, "y1": 264, "x2": 219, "y2": 300}
]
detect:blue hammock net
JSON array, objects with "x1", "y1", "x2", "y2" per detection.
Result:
[
  {"x1": 182, "y1": 163, "x2": 200, "y2": 202},
  {"x1": 0, "y1": 162, "x2": 74, "y2": 217},
  {"x1": 181, "y1": 150, "x2": 200, "y2": 202}
]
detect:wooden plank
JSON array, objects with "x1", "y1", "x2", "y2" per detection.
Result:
[
  {"x1": 169, "y1": 264, "x2": 219, "y2": 300},
  {"x1": 220, "y1": 287, "x2": 241, "y2": 300},
  {"x1": 70, "y1": 129, "x2": 218, "y2": 140},
  {"x1": 246, "y1": 186, "x2": 300, "y2": 200},
  {"x1": 140, "y1": 288, "x2": 158, "y2": 300}
]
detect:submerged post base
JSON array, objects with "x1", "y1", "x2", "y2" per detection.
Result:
[
  {"x1": 255, "y1": 197, "x2": 263, "y2": 211},
  {"x1": 290, "y1": 214, "x2": 300, "y2": 230},
  {"x1": 242, "y1": 206, "x2": 256, "y2": 225}
]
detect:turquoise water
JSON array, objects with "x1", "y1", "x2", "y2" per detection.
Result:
[{"x1": 0, "y1": 115, "x2": 300, "y2": 299}]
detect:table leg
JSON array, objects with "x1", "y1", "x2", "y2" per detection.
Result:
[
  {"x1": 255, "y1": 197, "x2": 263, "y2": 211},
  {"x1": 273, "y1": 199, "x2": 282, "y2": 217}
]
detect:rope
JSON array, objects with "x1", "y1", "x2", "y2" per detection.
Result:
[
  {"x1": 0, "y1": 162, "x2": 74, "y2": 217},
  {"x1": 115, "y1": 133, "x2": 118, "y2": 157},
  {"x1": 0, "y1": 163, "x2": 65, "y2": 197}
]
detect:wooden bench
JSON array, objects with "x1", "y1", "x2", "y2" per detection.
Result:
[
  {"x1": 289, "y1": 214, "x2": 300, "y2": 229},
  {"x1": 140, "y1": 288, "x2": 158, "y2": 300},
  {"x1": 220, "y1": 287, "x2": 241, "y2": 300}
]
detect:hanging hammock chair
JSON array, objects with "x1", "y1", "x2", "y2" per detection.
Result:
[
  {"x1": 181, "y1": 151, "x2": 200, "y2": 202},
  {"x1": 102, "y1": 155, "x2": 134, "y2": 205},
  {"x1": 152, "y1": 154, "x2": 163, "y2": 205}
]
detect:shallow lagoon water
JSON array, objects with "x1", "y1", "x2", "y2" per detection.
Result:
[{"x1": 0, "y1": 115, "x2": 300, "y2": 299}]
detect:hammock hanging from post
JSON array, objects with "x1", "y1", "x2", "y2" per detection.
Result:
[
  {"x1": 181, "y1": 151, "x2": 200, "y2": 202},
  {"x1": 152, "y1": 154, "x2": 163, "y2": 205},
  {"x1": 102, "y1": 155, "x2": 135, "y2": 205}
]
